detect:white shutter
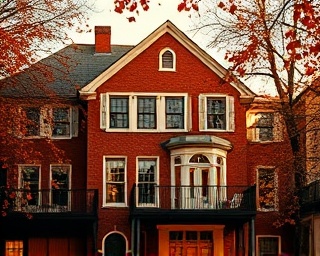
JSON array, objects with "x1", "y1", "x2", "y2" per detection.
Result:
[
  {"x1": 228, "y1": 96, "x2": 235, "y2": 131},
  {"x1": 199, "y1": 94, "x2": 206, "y2": 131},
  {"x1": 72, "y1": 107, "x2": 79, "y2": 137},
  {"x1": 187, "y1": 96, "x2": 192, "y2": 131},
  {"x1": 100, "y1": 93, "x2": 107, "y2": 129}
]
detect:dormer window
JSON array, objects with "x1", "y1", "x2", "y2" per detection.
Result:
[{"x1": 159, "y1": 48, "x2": 176, "y2": 71}]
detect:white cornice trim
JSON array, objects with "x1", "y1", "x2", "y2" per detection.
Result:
[{"x1": 79, "y1": 20, "x2": 255, "y2": 100}]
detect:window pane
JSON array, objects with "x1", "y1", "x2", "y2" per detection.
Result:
[
  {"x1": 110, "y1": 97, "x2": 129, "y2": 128},
  {"x1": 53, "y1": 108, "x2": 70, "y2": 136},
  {"x1": 51, "y1": 165, "x2": 70, "y2": 206},
  {"x1": 207, "y1": 98, "x2": 226, "y2": 129},
  {"x1": 5, "y1": 240, "x2": 23, "y2": 256},
  {"x1": 137, "y1": 159, "x2": 157, "y2": 205},
  {"x1": 105, "y1": 159, "x2": 126, "y2": 204},
  {"x1": 25, "y1": 107, "x2": 40, "y2": 136},
  {"x1": 257, "y1": 113, "x2": 274, "y2": 141},
  {"x1": 166, "y1": 97, "x2": 184, "y2": 129},
  {"x1": 258, "y1": 237, "x2": 279, "y2": 256},
  {"x1": 137, "y1": 97, "x2": 156, "y2": 129},
  {"x1": 20, "y1": 166, "x2": 40, "y2": 206},
  {"x1": 162, "y1": 50, "x2": 173, "y2": 69}
]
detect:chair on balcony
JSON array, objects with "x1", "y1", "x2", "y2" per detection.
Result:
[{"x1": 230, "y1": 193, "x2": 243, "y2": 208}]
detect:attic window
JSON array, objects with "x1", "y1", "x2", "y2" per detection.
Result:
[{"x1": 159, "y1": 48, "x2": 176, "y2": 71}]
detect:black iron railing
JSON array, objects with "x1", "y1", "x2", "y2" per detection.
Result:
[
  {"x1": 1, "y1": 188, "x2": 98, "y2": 215},
  {"x1": 131, "y1": 185, "x2": 256, "y2": 211}
]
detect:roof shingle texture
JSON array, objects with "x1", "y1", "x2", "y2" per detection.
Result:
[{"x1": 0, "y1": 44, "x2": 133, "y2": 99}]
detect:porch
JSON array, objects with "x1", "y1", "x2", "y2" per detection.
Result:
[
  {"x1": 1, "y1": 188, "x2": 98, "y2": 218},
  {"x1": 130, "y1": 185, "x2": 256, "y2": 222}
]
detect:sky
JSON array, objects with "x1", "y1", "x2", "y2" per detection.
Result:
[
  {"x1": 68, "y1": 0, "x2": 276, "y2": 96},
  {"x1": 71, "y1": 0, "x2": 199, "y2": 45}
]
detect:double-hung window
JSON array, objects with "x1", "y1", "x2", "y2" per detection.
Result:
[
  {"x1": 104, "y1": 157, "x2": 127, "y2": 207},
  {"x1": 18, "y1": 165, "x2": 40, "y2": 208},
  {"x1": 25, "y1": 107, "x2": 41, "y2": 136},
  {"x1": 257, "y1": 167, "x2": 278, "y2": 211},
  {"x1": 100, "y1": 93, "x2": 188, "y2": 132},
  {"x1": 22, "y1": 106, "x2": 78, "y2": 139},
  {"x1": 110, "y1": 97, "x2": 129, "y2": 128},
  {"x1": 137, "y1": 157, "x2": 159, "y2": 207},
  {"x1": 166, "y1": 97, "x2": 184, "y2": 129},
  {"x1": 199, "y1": 94, "x2": 234, "y2": 131},
  {"x1": 137, "y1": 97, "x2": 156, "y2": 129},
  {"x1": 50, "y1": 164, "x2": 71, "y2": 209},
  {"x1": 247, "y1": 111, "x2": 283, "y2": 142},
  {"x1": 256, "y1": 236, "x2": 281, "y2": 256}
]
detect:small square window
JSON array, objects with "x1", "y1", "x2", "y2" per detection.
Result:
[
  {"x1": 257, "y1": 236, "x2": 280, "y2": 256},
  {"x1": 247, "y1": 112, "x2": 283, "y2": 142},
  {"x1": 5, "y1": 240, "x2": 23, "y2": 256}
]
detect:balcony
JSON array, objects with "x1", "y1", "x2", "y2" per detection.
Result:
[
  {"x1": 130, "y1": 185, "x2": 256, "y2": 223},
  {"x1": 300, "y1": 180, "x2": 320, "y2": 214},
  {"x1": 1, "y1": 188, "x2": 98, "y2": 219}
]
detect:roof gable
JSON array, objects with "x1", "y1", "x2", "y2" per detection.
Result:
[{"x1": 79, "y1": 20, "x2": 255, "y2": 102}]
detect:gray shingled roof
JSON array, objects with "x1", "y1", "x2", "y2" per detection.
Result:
[{"x1": 0, "y1": 44, "x2": 133, "y2": 99}]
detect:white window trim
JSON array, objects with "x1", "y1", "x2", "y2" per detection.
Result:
[
  {"x1": 159, "y1": 48, "x2": 176, "y2": 72},
  {"x1": 136, "y1": 156, "x2": 160, "y2": 208},
  {"x1": 18, "y1": 164, "x2": 41, "y2": 189},
  {"x1": 101, "y1": 92, "x2": 189, "y2": 132},
  {"x1": 198, "y1": 94, "x2": 235, "y2": 132},
  {"x1": 256, "y1": 235, "x2": 281, "y2": 256},
  {"x1": 103, "y1": 156, "x2": 127, "y2": 207},
  {"x1": 50, "y1": 164, "x2": 72, "y2": 209},
  {"x1": 22, "y1": 106, "x2": 78, "y2": 139},
  {"x1": 256, "y1": 166, "x2": 278, "y2": 212}
]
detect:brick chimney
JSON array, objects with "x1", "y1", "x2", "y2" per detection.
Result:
[{"x1": 95, "y1": 26, "x2": 111, "y2": 54}]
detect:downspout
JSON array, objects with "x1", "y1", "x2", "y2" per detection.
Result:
[
  {"x1": 250, "y1": 217, "x2": 256, "y2": 256},
  {"x1": 136, "y1": 218, "x2": 141, "y2": 256},
  {"x1": 131, "y1": 218, "x2": 135, "y2": 256}
]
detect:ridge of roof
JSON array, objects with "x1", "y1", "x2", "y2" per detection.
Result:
[{"x1": 79, "y1": 20, "x2": 256, "y2": 101}]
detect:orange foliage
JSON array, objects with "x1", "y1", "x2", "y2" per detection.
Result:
[{"x1": 0, "y1": 0, "x2": 90, "y2": 78}]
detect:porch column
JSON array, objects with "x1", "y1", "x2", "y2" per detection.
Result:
[{"x1": 249, "y1": 218, "x2": 255, "y2": 256}]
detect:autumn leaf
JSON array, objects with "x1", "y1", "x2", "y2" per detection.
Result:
[
  {"x1": 127, "y1": 16, "x2": 136, "y2": 22},
  {"x1": 178, "y1": 2, "x2": 186, "y2": 12}
]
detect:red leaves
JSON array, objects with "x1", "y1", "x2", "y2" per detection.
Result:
[
  {"x1": 218, "y1": 0, "x2": 237, "y2": 15},
  {"x1": 177, "y1": 0, "x2": 199, "y2": 12},
  {"x1": 114, "y1": 0, "x2": 151, "y2": 21}
]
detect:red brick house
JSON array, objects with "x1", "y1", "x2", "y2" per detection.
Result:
[
  {"x1": 79, "y1": 21, "x2": 295, "y2": 256},
  {"x1": 0, "y1": 20, "x2": 296, "y2": 256}
]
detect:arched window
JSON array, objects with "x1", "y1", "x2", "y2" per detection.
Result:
[{"x1": 159, "y1": 48, "x2": 176, "y2": 71}]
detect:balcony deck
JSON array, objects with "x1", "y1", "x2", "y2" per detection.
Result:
[
  {"x1": 1, "y1": 188, "x2": 98, "y2": 220},
  {"x1": 130, "y1": 185, "x2": 256, "y2": 223},
  {"x1": 301, "y1": 180, "x2": 320, "y2": 214}
]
